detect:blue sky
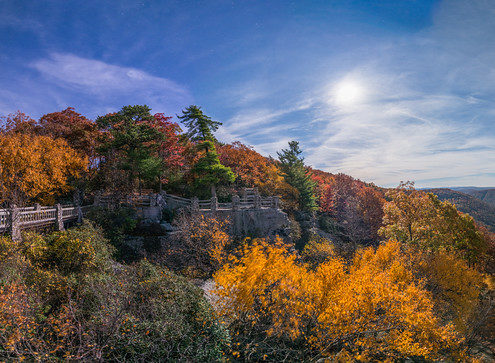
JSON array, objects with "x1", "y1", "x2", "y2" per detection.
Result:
[{"x1": 1, "y1": 0, "x2": 494, "y2": 187}]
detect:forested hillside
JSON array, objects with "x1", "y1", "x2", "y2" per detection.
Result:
[
  {"x1": 452, "y1": 187, "x2": 495, "y2": 207},
  {"x1": 0, "y1": 105, "x2": 494, "y2": 361},
  {"x1": 427, "y1": 188, "x2": 495, "y2": 232}
]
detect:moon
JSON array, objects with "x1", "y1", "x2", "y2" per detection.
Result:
[{"x1": 333, "y1": 80, "x2": 365, "y2": 106}]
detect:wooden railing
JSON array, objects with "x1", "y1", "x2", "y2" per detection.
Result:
[
  {"x1": 162, "y1": 191, "x2": 280, "y2": 212},
  {"x1": 0, "y1": 203, "x2": 89, "y2": 241},
  {"x1": 0, "y1": 189, "x2": 281, "y2": 241}
]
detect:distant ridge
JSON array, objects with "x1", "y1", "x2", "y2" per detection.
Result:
[
  {"x1": 449, "y1": 187, "x2": 495, "y2": 207},
  {"x1": 425, "y1": 188, "x2": 495, "y2": 232}
]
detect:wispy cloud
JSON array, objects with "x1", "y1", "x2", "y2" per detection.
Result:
[
  {"x1": 31, "y1": 53, "x2": 188, "y2": 98},
  {"x1": 218, "y1": 0, "x2": 495, "y2": 187},
  {"x1": 0, "y1": 53, "x2": 192, "y2": 118}
]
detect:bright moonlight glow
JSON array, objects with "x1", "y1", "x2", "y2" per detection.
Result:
[{"x1": 333, "y1": 80, "x2": 366, "y2": 106}]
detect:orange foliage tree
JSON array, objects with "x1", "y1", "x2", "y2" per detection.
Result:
[
  {"x1": 380, "y1": 182, "x2": 489, "y2": 265},
  {"x1": 0, "y1": 133, "x2": 87, "y2": 205},
  {"x1": 214, "y1": 238, "x2": 478, "y2": 361},
  {"x1": 165, "y1": 214, "x2": 232, "y2": 277},
  {"x1": 2, "y1": 109, "x2": 99, "y2": 159}
]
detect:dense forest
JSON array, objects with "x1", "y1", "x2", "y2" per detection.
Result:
[
  {"x1": 426, "y1": 188, "x2": 495, "y2": 233},
  {"x1": 0, "y1": 105, "x2": 494, "y2": 361}
]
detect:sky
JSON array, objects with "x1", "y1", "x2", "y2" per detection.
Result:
[{"x1": 1, "y1": 0, "x2": 494, "y2": 188}]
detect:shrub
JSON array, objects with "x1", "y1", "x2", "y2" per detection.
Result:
[
  {"x1": 0, "y1": 226, "x2": 230, "y2": 361},
  {"x1": 85, "y1": 206, "x2": 139, "y2": 262},
  {"x1": 163, "y1": 214, "x2": 232, "y2": 278},
  {"x1": 101, "y1": 261, "x2": 230, "y2": 361},
  {"x1": 25, "y1": 221, "x2": 113, "y2": 275},
  {"x1": 214, "y1": 239, "x2": 475, "y2": 361},
  {"x1": 301, "y1": 235, "x2": 335, "y2": 268},
  {"x1": 317, "y1": 213, "x2": 339, "y2": 234}
]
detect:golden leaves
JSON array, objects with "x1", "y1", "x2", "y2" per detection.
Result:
[
  {"x1": 214, "y1": 239, "x2": 472, "y2": 360},
  {"x1": 0, "y1": 133, "x2": 87, "y2": 205}
]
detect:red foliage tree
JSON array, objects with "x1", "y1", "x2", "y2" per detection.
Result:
[
  {"x1": 38, "y1": 108, "x2": 99, "y2": 157},
  {"x1": 217, "y1": 141, "x2": 271, "y2": 188},
  {"x1": 152, "y1": 113, "x2": 186, "y2": 184},
  {"x1": 311, "y1": 170, "x2": 385, "y2": 244}
]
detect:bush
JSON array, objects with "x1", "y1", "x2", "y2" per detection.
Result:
[
  {"x1": 101, "y1": 261, "x2": 230, "y2": 361},
  {"x1": 85, "y1": 206, "x2": 139, "y2": 262},
  {"x1": 301, "y1": 235, "x2": 335, "y2": 268},
  {"x1": 25, "y1": 221, "x2": 113, "y2": 275},
  {"x1": 0, "y1": 226, "x2": 230, "y2": 361},
  {"x1": 214, "y1": 239, "x2": 476, "y2": 361},
  {"x1": 161, "y1": 214, "x2": 232, "y2": 278},
  {"x1": 317, "y1": 213, "x2": 340, "y2": 234}
]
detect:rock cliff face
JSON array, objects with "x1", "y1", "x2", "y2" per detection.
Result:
[{"x1": 200, "y1": 208, "x2": 290, "y2": 237}]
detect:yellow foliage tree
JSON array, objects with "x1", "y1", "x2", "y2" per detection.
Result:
[
  {"x1": 0, "y1": 133, "x2": 87, "y2": 205},
  {"x1": 380, "y1": 182, "x2": 488, "y2": 265},
  {"x1": 214, "y1": 239, "x2": 476, "y2": 361}
]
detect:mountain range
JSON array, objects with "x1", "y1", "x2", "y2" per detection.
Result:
[{"x1": 425, "y1": 187, "x2": 495, "y2": 232}]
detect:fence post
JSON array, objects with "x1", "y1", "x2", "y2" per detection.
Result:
[
  {"x1": 94, "y1": 192, "x2": 101, "y2": 206},
  {"x1": 254, "y1": 195, "x2": 261, "y2": 210},
  {"x1": 77, "y1": 205, "x2": 83, "y2": 223},
  {"x1": 211, "y1": 196, "x2": 218, "y2": 212},
  {"x1": 232, "y1": 195, "x2": 240, "y2": 211},
  {"x1": 192, "y1": 197, "x2": 199, "y2": 212},
  {"x1": 272, "y1": 196, "x2": 280, "y2": 209},
  {"x1": 35, "y1": 203, "x2": 41, "y2": 211},
  {"x1": 242, "y1": 188, "x2": 247, "y2": 203},
  {"x1": 56, "y1": 204, "x2": 64, "y2": 231},
  {"x1": 9, "y1": 204, "x2": 21, "y2": 242}
]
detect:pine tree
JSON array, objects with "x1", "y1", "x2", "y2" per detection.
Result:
[
  {"x1": 190, "y1": 140, "x2": 235, "y2": 197},
  {"x1": 177, "y1": 105, "x2": 222, "y2": 143},
  {"x1": 277, "y1": 141, "x2": 317, "y2": 212},
  {"x1": 179, "y1": 106, "x2": 234, "y2": 197}
]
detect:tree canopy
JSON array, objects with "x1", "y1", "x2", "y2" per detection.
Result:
[
  {"x1": 380, "y1": 182, "x2": 489, "y2": 264},
  {"x1": 95, "y1": 105, "x2": 166, "y2": 192},
  {"x1": 0, "y1": 133, "x2": 87, "y2": 205}
]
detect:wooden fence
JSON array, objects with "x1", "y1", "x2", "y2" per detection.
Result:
[
  {"x1": 162, "y1": 191, "x2": 280, "y2": 212},
  {"x1": 0, "y1": 203, "x2": 91, "y2": 241},
  {"x1": 0, "y1": 189, "x2": 281, "y2": 241}
]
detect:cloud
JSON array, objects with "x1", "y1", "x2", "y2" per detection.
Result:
[
  {"x1": 220, "y1": 0, "x2": 495, "y2": 187},
  {"x1": 0, "y1": 53, "x2": 192, "y2": 118},
  {"x1": 31, "y1": 53, "x2": 188, "y2": 98}
]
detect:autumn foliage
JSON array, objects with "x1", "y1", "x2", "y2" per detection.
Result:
[
  {"x1": 0, "y1": 133, "x2": 87, "y2": 205},
  {"x1": 380, "y1": 182, "x2": 490, "y2": 265},
  {"x1": 0, "y1": 225, "x2": 229, "y2": 361},
  {"x1": 0, "y1": 103, "x2": 493, "y2": 361},
  {"x1": 161, "y1": 214, "x2": 232, "y2": 278},
  {"x1": 214, "y1": 238, "x2": 482, "y2": 361}
]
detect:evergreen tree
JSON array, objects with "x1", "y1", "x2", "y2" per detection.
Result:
[
  {"x1": 96, "y1": 105, "x2": 164, "y2": 192},
  {"x1": 277, "y1": 141, "x2": 317, "y2": 212},
  {"x1": 190, "y1": 140, "x2": 235, "y2": 197},
  {"x1": 179, "y1": 106, "x2": 234, "y2": 197},
  {"x1": 177, "y1": 105, "x2": 222, "y2": 143}
]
